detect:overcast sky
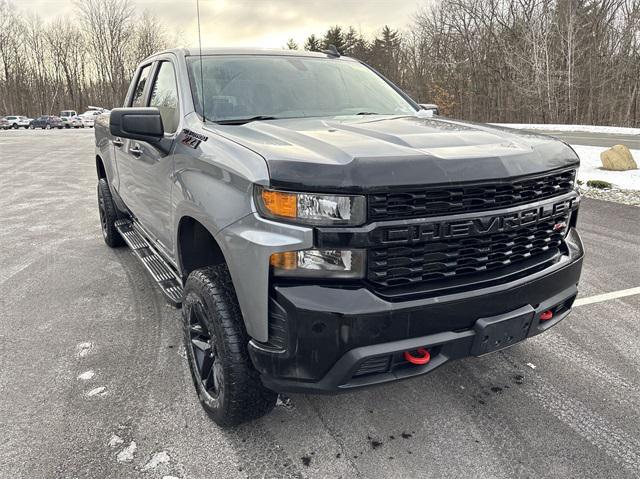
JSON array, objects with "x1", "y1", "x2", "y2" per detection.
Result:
[{"x1": 16, "y1": 0, "x2": 426, "y2": 48}]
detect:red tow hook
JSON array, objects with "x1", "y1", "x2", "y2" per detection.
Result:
[
  {"x1": 540, "y1": 310, "x2": 554, "y2": 321},
  {"x1": 404, "y1": 348, "x2": 431, "y2": 365}
]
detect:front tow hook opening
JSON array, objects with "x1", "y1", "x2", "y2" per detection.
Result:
[
  {"x1": 403, "y1": 348, "x2": 431, "y2": 365},
  {"x1": 540, "y1": 310, "x2": 554, "y2": 321}
]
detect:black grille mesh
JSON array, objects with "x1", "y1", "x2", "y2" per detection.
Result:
[
  {"x1": 369, "y1": 169, "x2": 576, "y2": 220},
  {"x1": 368, "y1": 216, "x2": 568, "y2": 290}
]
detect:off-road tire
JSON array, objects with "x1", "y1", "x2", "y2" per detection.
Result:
[
  {"x1": 97, "y1": 178, "x2": 124, "y2": 247},
  {"x1": 182, "y1": 265, "x2": 277, "y2": 427}
]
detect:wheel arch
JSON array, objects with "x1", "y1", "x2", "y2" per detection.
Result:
[
  {"x1": 176, "y1": 215, "x2": 226, "y2": 280},
  {"x1": 96, "y1": 155, "x2": 107, "y2": 180}
]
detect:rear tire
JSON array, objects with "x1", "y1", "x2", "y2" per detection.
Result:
[
  {"x1": 182, "y1": 265, "x2": 277, "y2": 427},
  {"x1": 97, "y1": 178, "x2": 124, "y2": 247}
]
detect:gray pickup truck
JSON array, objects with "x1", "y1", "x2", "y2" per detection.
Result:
[{"x1": 95, "y1": 47, "x2": 583, "y2": 426}]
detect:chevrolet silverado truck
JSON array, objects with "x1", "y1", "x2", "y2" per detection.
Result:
[{"x1": 94, "y1": 47, "x2": 583, "y2": 427}]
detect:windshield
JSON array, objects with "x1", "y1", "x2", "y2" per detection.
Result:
[{"x1": 186, "y1": 55, "x2": 416, "y2": 122}]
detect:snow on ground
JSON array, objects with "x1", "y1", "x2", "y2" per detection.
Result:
[
  {"x1": 571, "y1": 144, "x2": 640, "y2": 190},
  {"x1": 493, "y1": 123, "x2": 640, "y2": 135}
]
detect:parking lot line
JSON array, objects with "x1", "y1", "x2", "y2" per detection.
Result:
[{"x1": 574, "y1": 286, "x2": 640, "y2": 307}]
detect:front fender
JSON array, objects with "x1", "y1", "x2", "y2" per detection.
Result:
[{"x1": 216, "y1": 214, "x2": 313, "y2": 342}]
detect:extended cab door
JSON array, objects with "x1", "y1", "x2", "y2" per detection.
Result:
[
  {"x1": 115, "y1": 62, "x2": 153, "y2": 212},
  {"x1": 116, "y1": 58, "x2": 181, "y2": 253}
]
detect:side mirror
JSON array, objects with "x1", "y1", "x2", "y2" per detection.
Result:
[
  {"x1": 419, "y1": 103, "x2": 440, "y2": 116},
  {"x1": 109, "y1": 107, "x2": 164, "y2": 143}
]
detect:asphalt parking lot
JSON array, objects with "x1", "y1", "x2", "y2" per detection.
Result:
[{"x1": 1, "y1": 128, "x2": 639, "y2": 479}]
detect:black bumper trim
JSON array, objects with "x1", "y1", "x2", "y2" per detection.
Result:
[
  {"x1": 250, "y1": 228, "x2": 583, "y2": 394},
  {"x1": 256, "y1": 284, "x2": 577, "y2": 394}
]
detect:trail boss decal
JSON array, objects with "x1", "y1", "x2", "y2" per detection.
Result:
[{"x1": 181, "y1": 129, "x2": 208, "y2": 149}]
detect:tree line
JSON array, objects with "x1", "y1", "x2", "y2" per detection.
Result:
[
  {"x1": 1, "y1": 0, "x2": 638, "y2": 126},
  {"x1": 294, "y1": 0, "x2": 640, "y2": 126},
  {"x1": 0, "y1": 0, "x2": 169, "y2": 116}
]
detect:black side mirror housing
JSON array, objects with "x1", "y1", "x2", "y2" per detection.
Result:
[{"x1": 109, "y1": 107, "x2": 164, "y2": 143}]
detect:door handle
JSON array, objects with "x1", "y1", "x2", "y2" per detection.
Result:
[
  {"x1": 112, "y1": 138, "x2": 123, "y2": 147},
  {"x1": 129, "y1": 146, "x2": 143, "y2": 156}
]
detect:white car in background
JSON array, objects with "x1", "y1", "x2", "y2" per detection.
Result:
[
  {"x1": 70, "y1": 116, "x2": 84, "y2": 128},
  {"x1": 78, "y1": 108, "x2": 107, "y2": 128},
  {"x1": 3, "y1": 115, "x2": 32, "y2": 129}
]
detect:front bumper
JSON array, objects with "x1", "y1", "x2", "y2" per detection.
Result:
[{"x1": 249, "y1": 228, "x2": 584, "y2": 394}]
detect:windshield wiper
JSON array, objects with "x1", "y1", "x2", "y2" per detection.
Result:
[
  {"x1": 215, "y1": 115, "x2": 279, "y2": 125},
  {"x1": 355, "y1": 111, "x2": 380, "y2": 115}
]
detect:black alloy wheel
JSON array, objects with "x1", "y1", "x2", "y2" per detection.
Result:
[{"x1": 186, "y1": 300, "x2": 225, "y2": 401}]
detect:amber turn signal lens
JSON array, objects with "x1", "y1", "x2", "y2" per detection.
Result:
[
  {"x1": 261, "y1": 189, "x2": 297, "y2": 218},
  {"x1": 270, "y1": 251, "x2": 297, "y2": 270}
]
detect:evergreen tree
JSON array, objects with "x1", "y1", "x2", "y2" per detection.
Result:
[
  {"x1": 322, "y1": 25, "x2": 346, "y2": 54},
  {"x1": 304, "y1": 34, "x2": 321, "y2": 52}
]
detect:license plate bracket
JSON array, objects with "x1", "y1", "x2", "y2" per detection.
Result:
[{"x1": 471, "y1": 306, "x2": 535, "y2": 356}]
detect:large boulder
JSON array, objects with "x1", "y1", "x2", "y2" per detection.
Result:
[{"x1": 600, "y1": 144, "x2": 637, "y2": 171}]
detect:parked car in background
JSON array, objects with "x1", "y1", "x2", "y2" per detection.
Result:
[
  {"x1": 0, "y1": 117, "x2": 9, "y2": 129},
  {"x1": 78, "y1": 109, "x2": 104, "y2": 128},
  {"x1": 2, "y1": 115, "x2": 32, "y2": 129},
  {"x1": 69, "y1": 116, "x2": 84, "y2": 128},
  {"x1": 29, "y1": 115, "x2": 63, "y2": 129},
  {"x1": 59, "y1": 110, "x2": 78, "y2": 128}
]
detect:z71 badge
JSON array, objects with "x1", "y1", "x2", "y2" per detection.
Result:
[{"x1": 181, "y1": 129, "x2": 208, "y2": 149}]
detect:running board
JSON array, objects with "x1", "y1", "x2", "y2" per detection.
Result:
[{"x1": 115, "y1": 219, "x2": 183, "y2": 306}]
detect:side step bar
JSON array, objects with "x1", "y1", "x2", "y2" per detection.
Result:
[{"x1": 115, "y1": 219, "x2": 183, "y2": 305}]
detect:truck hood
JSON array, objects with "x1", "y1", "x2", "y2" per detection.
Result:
[{"x1": 210, "y1": 116, "x2": 579, "y2": 192}]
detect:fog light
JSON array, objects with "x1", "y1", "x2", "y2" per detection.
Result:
[{"x1": 270, "y1": 249, "x2": 365, "y2": 278}]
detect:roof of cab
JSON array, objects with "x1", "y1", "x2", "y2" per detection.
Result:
[{"x1": 143, "y1": 47, "x2": 355, "y2": 62}]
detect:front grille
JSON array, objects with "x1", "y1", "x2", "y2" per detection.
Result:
[
  {"x1": 369, "y1": 169, "x2": 576, "y2": 220},
  {"x1": 368, "y1": 215, "x2": 568, "y2": 292}
]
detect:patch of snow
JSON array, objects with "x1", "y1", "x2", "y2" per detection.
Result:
[
  {"x1": 526, "y1": 363, "x2": 537, "y2": 369},
  {"x1": 177, "y1": 345, "x2": 187, "y2": 360},
  {"x1": 116, "y1": 441, "x2": 137, "y2": 463},
  {"x1": 162, "y1": 476, "x2": 180, "y2": 479},
  {"x1": 571, "y1": 145, "x2": 640, "y2": 190},
  {"x1": 76, "y1": 342, "x2": 93, "y2": 358},
  {"x1": 142, "y1": 451, "x2": 171, "y2": 471},
  {"x1": 87, "y1": 386, "x2": 107, "y2": 397},
  {"x1": 493, "y1": 123, "x2": 640, "y2": 135},
  {"x1": 77, "y1": 370, "x2": 95, "y2": 380},
  {"x1": 276, "y1": 394, "x2": 294, "y2": 409},
  {"x1": 108, "y1": 435, "x2": 124, "y2": 448}
]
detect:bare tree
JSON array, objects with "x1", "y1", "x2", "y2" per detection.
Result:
[{"x1": 0, "y1": 0, "x2": 639, "y2": 127}]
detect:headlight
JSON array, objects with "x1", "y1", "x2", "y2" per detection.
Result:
[
  {"x1": 254, "y1": 185, "x2": 366, "y2": 226},
  {"x1": 271, "y1": 249, "x2": 365, "y2": 278}
]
